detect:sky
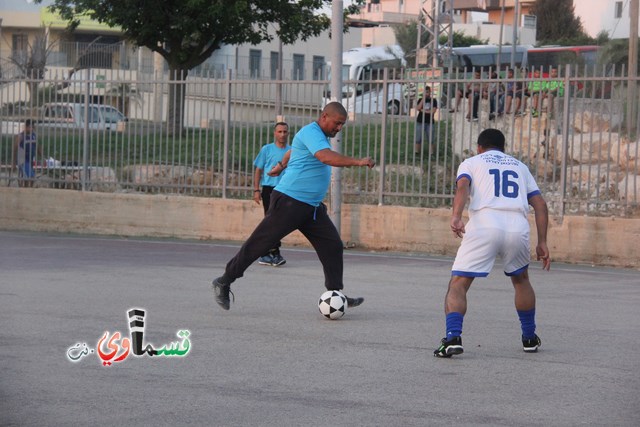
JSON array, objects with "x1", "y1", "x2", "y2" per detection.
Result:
[{"x1": 574, "y1": 0, "x2": 608, "y2": 37}]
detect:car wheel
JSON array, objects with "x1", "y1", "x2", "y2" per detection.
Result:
[{"x1": 387, "y1": 100, "x2": 401, "y2": 115}]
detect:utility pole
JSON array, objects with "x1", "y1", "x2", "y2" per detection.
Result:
[
  {"x1": 275, "y1": 37, "x2": 283, "y2": 119},
  {"x1": 416, "y1": 0, "x2": 454, "y2": 70},
  {"x1": 628, "y1": 0, "x2": 638, "y2": 134},
  {"x1": 511, "y1": 0, "x2": 519, "y2": 68},
  {"x1": 330, "y1": 0, "x2": 344, "y2": 232},
  {"x1": 497, "y1": 0, "x2": 506, "y2": 73}
]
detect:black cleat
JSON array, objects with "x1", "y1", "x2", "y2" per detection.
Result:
[
  {"x1": 522, "y1": 334, "x2": 541, "y2": 353},
  {"x1": 434, "y1": 336, "x2": 464, "y2": 358},
  {"x1": 212, "y1": 277, "x2": 233, "y2": 310},
  {"x1": 345, "y1": 296, "x2": 364, "y2": 308}
]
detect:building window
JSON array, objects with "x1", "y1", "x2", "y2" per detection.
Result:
[
  {"x1": 292, "y1": 54, "x2": 305, "y2": 80},
  {"x1": 615, "y1": 1, "x2": 623, "y2": 18},
  {"x1": 11, "y1": 34, "x2": 29, "y2": 54},
  {"x1": 270, "y1": 51, "x2": 280, "y2": 80},
  {"x1": 312, "y1": 55, "x2": 325, "y2": 80},
  {"x1": 249, "y1": 49, "x2": 261, "y2": 78}
]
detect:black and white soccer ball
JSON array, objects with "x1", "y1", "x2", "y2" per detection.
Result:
[{"x1": 318, "y1": 290, "x2": 347, "y2": 320}]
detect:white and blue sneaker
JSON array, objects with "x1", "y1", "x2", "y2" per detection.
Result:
[
  {"x1": 258, "y1": 255, "x2": 274, "y2": 266},
  {"x1": 270, "y1": 253, "x2": 286, "y2": 266}
]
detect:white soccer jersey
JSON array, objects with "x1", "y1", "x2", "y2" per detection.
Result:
[
  {"x1": 456, "y1": 150, "x2": 540, "y2": 218},
  {"x1": 452, "y1": 150, "x2": 542, "y2": 276}
]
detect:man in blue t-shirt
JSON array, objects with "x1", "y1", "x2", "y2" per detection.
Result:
[
  {"x1": 253, "y1": 122, "x2": 291, "y2": 267},
  {"x1": 212, "y1": 102, "x2": 375, "y2": 311}
]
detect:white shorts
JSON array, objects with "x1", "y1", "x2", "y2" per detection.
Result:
[{"x1": 451, "y1": 210, "x2": 531, "y2": 277}]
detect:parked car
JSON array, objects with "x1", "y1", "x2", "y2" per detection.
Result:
[{"x1": 40, "y1": 103, "x2": 127, "y2": 131}]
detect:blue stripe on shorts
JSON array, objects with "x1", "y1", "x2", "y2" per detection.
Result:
[
  {"x1": 452, "y1": 270, "x2": 489, "y2": 278},
  {"x1": 505, "y1": 264, "x2": 529, "y2": 276}
]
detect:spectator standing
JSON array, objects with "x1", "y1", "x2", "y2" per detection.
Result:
[
  {"x1": 414, "y1": 86, "x2": 438, "y2": 156},
  {"x1": 12, "y1": 119, "x2": 43, "y2": 188}
]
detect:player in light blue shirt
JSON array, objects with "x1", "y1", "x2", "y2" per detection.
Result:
[
  {"x1": 252, "y1": 122, "x2": 291, "y2": 267},
  {"x1": 274, "y1": 121, "x2": 333, "y2": 206},
  {"x1": 212, "y1": 102, "x2": 375, "y2": 312}
]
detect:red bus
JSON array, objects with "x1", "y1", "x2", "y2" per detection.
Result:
[{"x1": 526, "y1": 46, "x2": 599, "y2": 73}]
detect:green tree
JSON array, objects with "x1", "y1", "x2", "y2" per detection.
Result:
[
  {"x1": 439, "y1": 31, "x2": 488, "y2": 48},
  {"x1": 392, "y1": 20, "x2": 430, "y2": 64},
  {"x1": 41, "y1": 0, "x2": 363, "y2": 135},
  {"x1": 597, "y1": 38, "x2": 640, "y2": 75},
  {"x1": 595, "y1": 30, "x2": 610, "y2": 46},
  {"x1": 530, "y1": 0, "x2": 592, "y2": 45}
]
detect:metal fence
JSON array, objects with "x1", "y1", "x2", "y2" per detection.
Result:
[{"x1": 1, "y1": 68, "x2": 638, "y2": 218}]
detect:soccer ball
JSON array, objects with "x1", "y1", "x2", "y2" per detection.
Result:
[{"x1": 318, "y1": 290, "x2": 347, "y2": 320}]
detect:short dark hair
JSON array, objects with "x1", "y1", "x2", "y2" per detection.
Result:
[
  {"x1": 322, "y1": 101, "x2": 347, "y2": 117},
  {"x1": 477, "y1": 128, "x2": 505, "y2": 152},
  {"x1": 25, "y1": 119, "x2": 32, "y2": 126}
]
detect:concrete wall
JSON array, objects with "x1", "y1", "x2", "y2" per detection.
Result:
[{"x1": 1, "y1": 188, "x2": 638, "y2": 269}]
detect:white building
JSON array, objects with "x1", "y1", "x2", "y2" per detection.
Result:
[
  {"x1": 349, "y1": 0, "x2": 536, "y2": 48},
  {"x1": 575, "y1": 0, "x2": 636, "y2": 39}
]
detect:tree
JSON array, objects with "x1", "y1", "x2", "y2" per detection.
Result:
[
  {"x1": 392, "y1": 20, "x2": 430, "y2": 64},
  {"x1": 6, "y1": 26, "x2": 55, "y2": 108},
  {"x1": 595, "y1": 30, "x2": 610, "y2": 46},
  {"x1": 439, "y1": 31, "x2": 488, "y2": 48},
  {"x1": 598, "y1": 39, "x2": 640, "y2": 75},
  {"x1": 41, "y1": 0, "x2": 364, "y2": 135},
  {"x1": 530, "y1": 0, "x2": 592, "y2": 46}
]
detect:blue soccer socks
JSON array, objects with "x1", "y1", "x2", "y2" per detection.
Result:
[
  {"x1": 446, "y1": 312, "x2": 464, "y2": 338},
  {"x1": 517, "y1": 308, "x2": 536, "y2": 339}
]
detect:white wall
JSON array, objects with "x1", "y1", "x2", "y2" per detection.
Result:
[
  {"x1": 575, "y1": 0, "x2": 631, "y2": 39},
  {"x1": 454, "y1": 23, "x2": 536, "y2": 45}
]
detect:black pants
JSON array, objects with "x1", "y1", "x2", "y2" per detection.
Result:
[
  {"x1": 260, "y1": 186, "x2": 281, "y2": 257},
  {"x1": 467, "y1": 92, "x2": 480, "y2": 118},
  {"x1": 224, "y1": 190, "x2": 344, "y2": 290}
]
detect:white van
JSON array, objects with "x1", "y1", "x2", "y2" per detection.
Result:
[
  {"x1": 40, "y1": 103, "x2": 127, "y2": 131},
  {"x1": 325, "y1": 45, "x2": 407, "y2": 115}
]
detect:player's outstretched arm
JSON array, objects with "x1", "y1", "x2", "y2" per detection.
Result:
[
  {"x1": 529, "y1": 194, "x2": 551, "y2": 270},
  {"x1": 315, "y1": 148, "x2": 374, "y2": 168}
]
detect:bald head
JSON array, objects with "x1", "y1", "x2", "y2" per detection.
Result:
[
  {"x1": 322, "y1": 101, "x2": 347, "y2": 117},
  {"x1": 317, "y1": 102, "x2": 348, "y2": 138}
]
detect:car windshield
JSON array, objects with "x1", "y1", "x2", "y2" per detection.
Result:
[{"x1": 102, "y1": 107, "x2": 125, "y2": 123}]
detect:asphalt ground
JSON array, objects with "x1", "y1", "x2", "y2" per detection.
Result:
[{"x1": 1, "y1": 231, "x2": 639, "y2": 426}]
